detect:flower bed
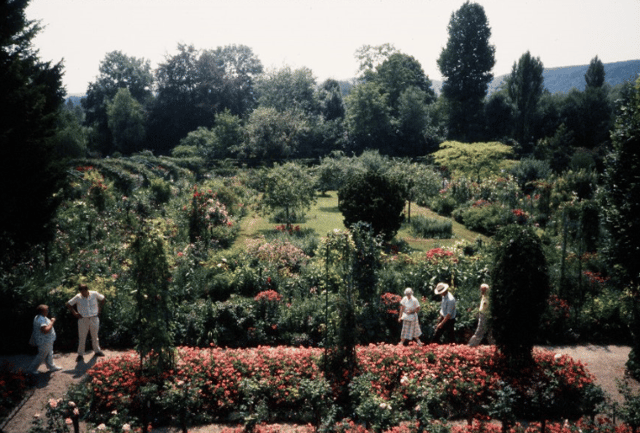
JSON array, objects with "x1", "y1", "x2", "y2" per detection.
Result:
[{"x1": 73, "y1": 344, "x2": 603, "y2": 430}]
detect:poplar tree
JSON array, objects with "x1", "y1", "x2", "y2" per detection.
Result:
[{"x1": 437, "y1": 1, "x2": 495, "y2": 142}]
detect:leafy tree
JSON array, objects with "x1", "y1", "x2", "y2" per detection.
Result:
[
  {"x1": 490, "y1": 225, "x2": 550, "y2": 365},
  {"x1": 603, "y1": 77, "x2": 640, "y2": 378},
  {"x1": 437, "y1": 1, "x2": 495, "y2": 142},
  {"x1": 585, "y1": 55, "x2": 605, "y2": 89},
  {"x1": 373, "y1": 52, "x2": 436, "y2": 115},
  {"x1": 338, "y1": 170, "x2": 405, "y2": 241},
  {"x1": 317, "y1": 78, "x2": 345, "y2": 121},
  {"x1": 484, "y1": 89, "x2": 514, "y2": 141},
  {"x1": 432, "y1": 141, "x2": 514, "y2": 182},
  {"x1": 212, "y1": 44, "x2": 264, "y2": 116},
  {"x1": 181, "y1": 109, "x2": 243, "y2": 163},
  {"x1": 260, "y1": 162, "x2": 317, "y2": 229},
  {"x1": 344, "y1": 82, "x2": 392, "y2": 153},
  {"x1": 81, "y1": 50, "x2": 153, "y2": 155},
  {"x1": 239, "y1": 107, "x2": 312, "y2": 160},
  {"x1": 0, "y1": 0, "x2": 66, "y2": 266},
  {"x1": 393, "y1": 86, "x2": 432, "y2": 156},
  {"x1": 106, "y1": 88, "x2": 146, "y2": 155},
  {"x1": 148, "y1": 44, "x2": 262, "y2": 154},
  {"x1": 52, "y1": 105, "x2": 87, "y2": 159},
  {"x1": 256, "y1": 66, "x2": 319, "y2": 115},
  {"x1": 506, "y1": 51, "x2": 544, "y2": 150},
  {"x1": 355, "y1": 43, "x2": 398, "y2": 78}
]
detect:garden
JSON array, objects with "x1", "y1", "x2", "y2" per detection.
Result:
[{"x1": 1, "y1": 148, "x2": 640, "y2": 432}]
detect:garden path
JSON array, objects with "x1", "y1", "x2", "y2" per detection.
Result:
[{"x1": 1, "y1": 345, "x2": 636, "y2": 433}]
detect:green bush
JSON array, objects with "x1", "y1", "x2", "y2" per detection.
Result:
[
  {"x1": 453, "y1": 201, "x2": 513, "y2": 236},
  {"x1": 490, "y1": 225, "x2": 550, "y2": 365},
  {"x1": 150, "y1": 177, "x2": 172, "y2": 204},
  {"x1": 410, "y1": 215, "x2": 453, "y2": 239}
]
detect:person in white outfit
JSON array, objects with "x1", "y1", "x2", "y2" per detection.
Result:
[
  {"x1": 398, "y1": 288, "x2": 422, "y2": 345},
  {"x1": 28, "y1": 304, "x2": 62, "y2": 374},
  {"x1": 66, "y1": 284, "x2": 106, "y2": 362},
  {"x1": 468, "y1": 283, "x2": 495, "y2": 347}
]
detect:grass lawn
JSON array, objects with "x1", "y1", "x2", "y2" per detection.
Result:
[{"x1": 236, "y1": 192, "x2": 487, "y2": 253}]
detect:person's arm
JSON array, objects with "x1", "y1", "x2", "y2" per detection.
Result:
[
  {"x1": 66, "y1": 301, "x2": 81, "y2": 319},
  {"x1": 98, "y1": 294, "x2": 105, "y2": 315},
  {"x1": 398, "y1": 304, "x2": 405, "y2": 322},
  {"x1": 41, "y1": 317, "x2": 56, "y2": 334}
]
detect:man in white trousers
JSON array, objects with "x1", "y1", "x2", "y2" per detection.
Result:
[{"x1": 66, "y1": 283, "x2": 106, "y2": 362}]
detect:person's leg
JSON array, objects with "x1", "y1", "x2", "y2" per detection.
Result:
[
  {"x1": 77, "y1": 317, "x2": 89, "y2": 356},
  {"x1": 89, "y1": 317, "x2": 103, "y2": 354},
  {"x1": 28, "y1": 344, "x2": 48, "y2": 373},
  {"x1": 468, "y1": 314, "x2": 487, "y2": 347},
  {"x1": 445, "y1": 319, "x2": 456, "y2": 343},
  {"x1": 43, "y1": 341, "x2": 60, "y2": 371}
]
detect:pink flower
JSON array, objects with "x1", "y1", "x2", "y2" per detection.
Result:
[{"x1": 48, "y1": 398, "x2": 58, "y2": 408}]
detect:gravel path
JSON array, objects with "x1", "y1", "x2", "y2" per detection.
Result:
[{"x1": 1, "y1": 345, "x2": 637, "y2": 433}]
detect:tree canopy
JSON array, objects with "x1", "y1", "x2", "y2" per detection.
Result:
[
  {"x1": 437, "y1": 1, "x2": 495, "y2": 142},
  {"x1": 0, "y1": 0, "x2": 66, "y2": 265},
  {"x1": 432, "y1": 141, "x2": 515, "y2": 182},
  {"x1": 338, "y1": 170, "x2": 405, "y2": 241}
]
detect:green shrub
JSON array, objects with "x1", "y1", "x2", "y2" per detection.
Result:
[
  {"x1": 150, "y1": 177, "x2": 172, "y2": 204},
  {"x1": 453, "y1": 201, "x2": 513, "y2": 236},
  {"x1": 410, "y1": 215, "x2": 453, "y2": 239},
  {"x1": 490, "y1": 225, "x2": 550, "y2": 365}
]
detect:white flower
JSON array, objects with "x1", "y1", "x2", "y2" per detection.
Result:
[
  {"x1": 379, "y1": 402, "x2": 388, "y2": 410},
  {"x1": 97, "y1": 424, "x2": 107, "y2": 430},
  {"x1": 554, "y1": 353, "x2": 563, "y2": 361},
  {"x1": 400, "y1": 375, "x2": 409, "y2": 385},
  {"x1": 122, "y1": 424, "x2": 131, "y2": 432}
]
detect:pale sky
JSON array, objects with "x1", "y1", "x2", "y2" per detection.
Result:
[{"x1": 26, "y1": 0, "x2": 640, "y2": 95}]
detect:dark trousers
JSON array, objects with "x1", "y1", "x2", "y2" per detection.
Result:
[{"x1": 432, "y1": 318, "x2": 456, "y2": 344}]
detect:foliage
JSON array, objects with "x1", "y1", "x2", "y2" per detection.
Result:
[
  {"x1": 239, "y1": 107, "x2": 314, "y2": 160},
  {"x1": 106, "y1": 88, "x2": 146, "y2": 155},
  {"x1": 81, "y1": 50, "x2": 153, "y2": 155},
  {"x1": 75, "y1": 344, "x2": 603, "y2": 428},
  {"x1": 338, "y1": 170, "x2": 405, "y2": 242},
  {"x1": 0, "y1": 0, "x2": 66, "y2": 267},
  {"x1": 432, "y1": 141, "x2": 515, "y2": 182},
  {"x1": 506, "y1": 51, "x2": 545, "y2": 149},
  {"x1": 260, "y1": 162, "x2": 317, "y2": 229},
  {"x1": 0, "y1": 361, "x2": 32, "y2": 420},
  {"x1": 256, "y1": 66, "x2": 319, "y2": 115},
  {"x1": 490, "y1": 225, "x2": 550, "y2": 365},
  {"x1": 129, "y1": 222, "x2": 175, "y2": 374},
  {"x1": 410, "y1": 216, "x2": 453, "y2": 239},
  {"x1": 437, "y1": 1, "x2": 495, "y2": 141},
  {"x1": 603, "y1": 77, "x2": 640, "y2": 379}
]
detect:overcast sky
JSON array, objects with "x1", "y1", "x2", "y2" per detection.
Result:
[{"x1": 26, "y1": 0, "x2": 640, "y2": 95}]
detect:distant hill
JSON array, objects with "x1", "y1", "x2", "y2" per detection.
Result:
[{"x1": 432, "y1": 59, "x2": 640, "y2": 96}]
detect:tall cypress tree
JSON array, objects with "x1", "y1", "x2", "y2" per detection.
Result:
[
  {"x1": 0, "y1": 0, "x2": 66, "y2": 266},
  {"x1": 437, "y1": 1, "x2": 495, "y2": 142}
]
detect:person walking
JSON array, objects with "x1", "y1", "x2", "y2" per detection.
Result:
[
  {"x1": 66, "y1": 283, "x2": 106, "y2": 362},
  {"x1": 468, "y1": 283, "x2": 495, "y2": 347},
  {"x1": 398, "y1": 288, "x2": 423, "y2": 345},
  {"x1": 431, "y1": 282, "x2": 456, "y2": 344},
  {"x1": 28, "y1": 304, "x2": 62, "y2": 374}
]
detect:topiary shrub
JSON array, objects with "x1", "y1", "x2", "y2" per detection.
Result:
[
  {"x1": 337, "y1": 170, "x2": 405, "y2": 242},
  {"x1": 490, "y1": 225, "x2": 550, "y2": 365}
]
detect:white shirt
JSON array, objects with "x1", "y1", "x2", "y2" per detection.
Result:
[
  {"x1": 440, "y1": 292, "x2": 456, "y2": 319},
  {"x1": 68, "y1": 291, "x2": 105, "y2": 317},
  {"x1": 400, "y1": 296, "x2": 420, "y2": 321}
]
